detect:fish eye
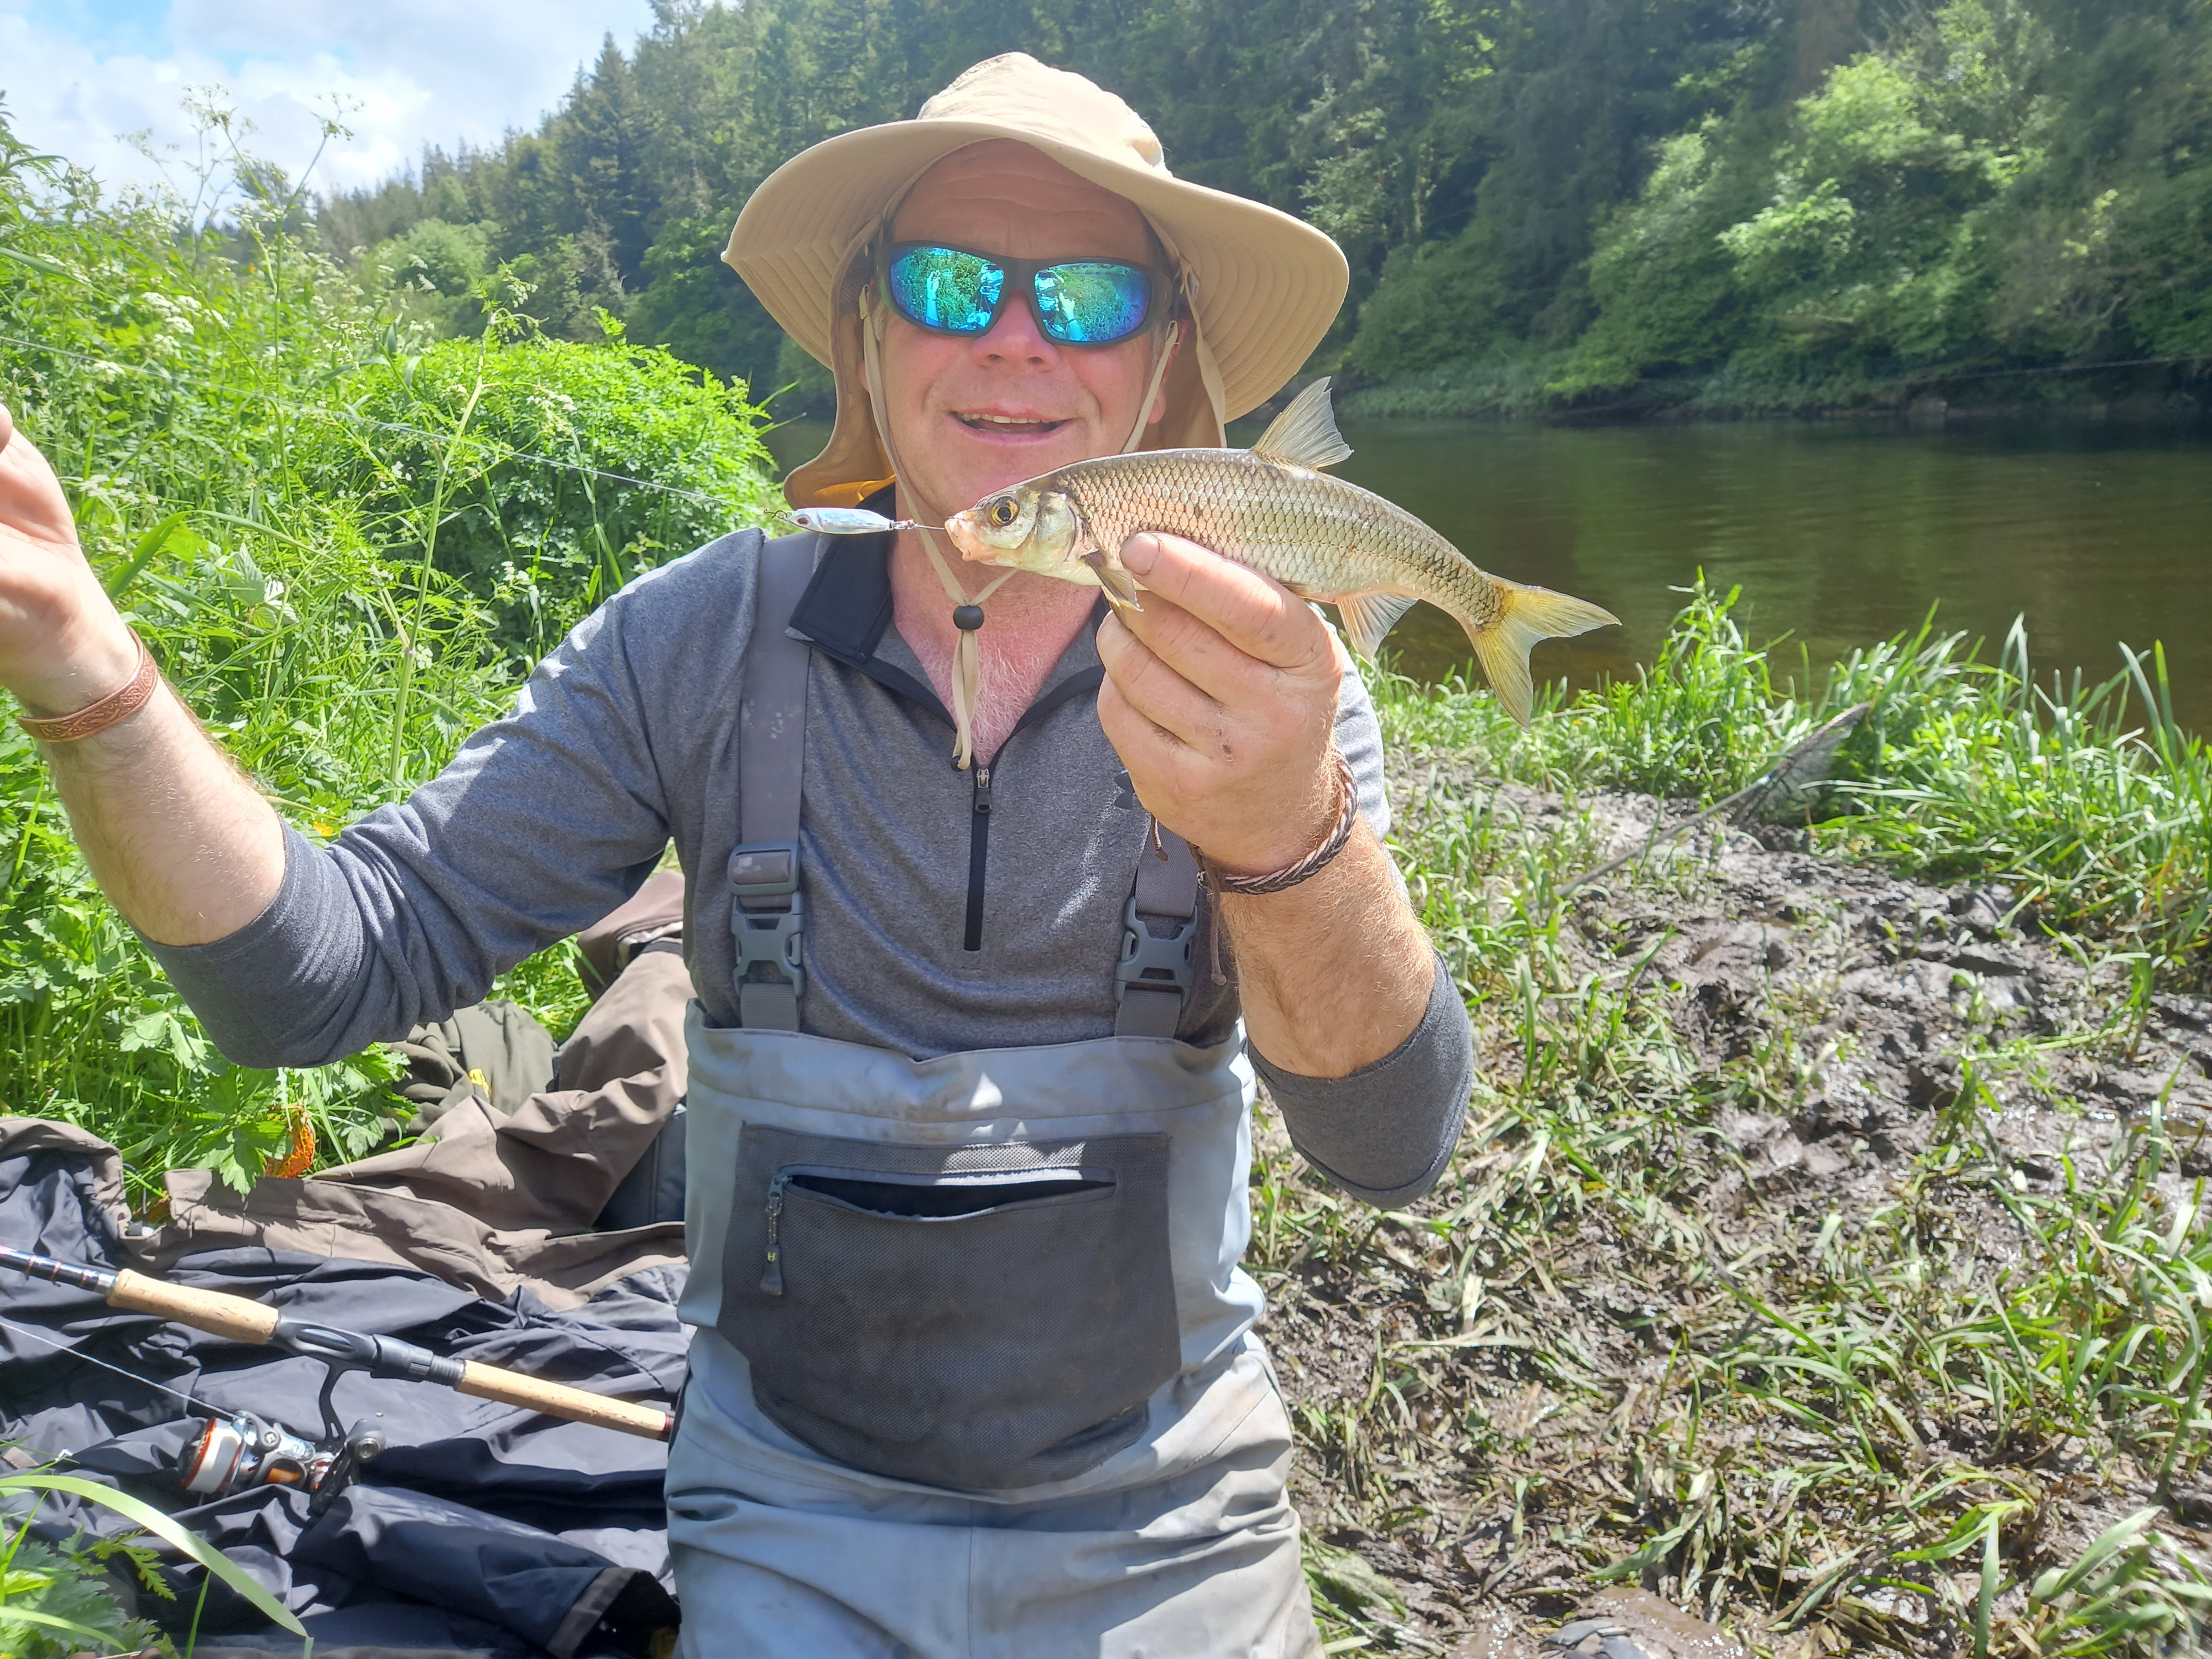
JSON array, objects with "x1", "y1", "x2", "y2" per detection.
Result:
[{"x1": 988, "y1": 497, "x2": 1018, "y2": 528}]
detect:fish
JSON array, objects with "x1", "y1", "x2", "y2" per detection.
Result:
[{"x1": 942, "y1": 378, "x2": 1619, "y2": 724}]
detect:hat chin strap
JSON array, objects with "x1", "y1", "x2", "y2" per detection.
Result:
[{"x1": 859, "y1": 287, "x2": 1182, "y2": 771}]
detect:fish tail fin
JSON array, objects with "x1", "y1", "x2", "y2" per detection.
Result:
[{"x1": 1457, "y1": 581, "x2": 1619, "y2": 726}]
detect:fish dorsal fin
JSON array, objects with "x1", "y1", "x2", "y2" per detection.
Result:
[
  {"x1": 1250, "y1": 378, "x2": 1353, "y2": 471},
  {"x1": 1337, "y1": 592, "x2": 1418, "y2": 663}
]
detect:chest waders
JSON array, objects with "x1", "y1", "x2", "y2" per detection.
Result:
[{"x1": 664, "y1": 534, "x2": 1321, "y2": 1657}]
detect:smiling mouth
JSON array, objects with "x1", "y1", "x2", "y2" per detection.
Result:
[{"x1": 956, "y1": 412, "x2": 1067, "y2": 434}]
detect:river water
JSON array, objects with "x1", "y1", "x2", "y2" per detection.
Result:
[{"x1": 767, "y1": 416, "x2": 2212, "y2": 731}]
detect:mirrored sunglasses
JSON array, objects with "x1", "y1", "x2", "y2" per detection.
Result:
[{"x1": 883, "y1": 242, "x2": 1160, "y2": 347}]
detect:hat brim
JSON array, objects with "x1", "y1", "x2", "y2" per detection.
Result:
[{"x1": 727, "y1": 118, "x2": 1347, "y2": 424}]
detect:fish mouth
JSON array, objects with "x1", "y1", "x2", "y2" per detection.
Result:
[{"x1": 953, "y1": 411, "x2": 1068, "y2": 439}]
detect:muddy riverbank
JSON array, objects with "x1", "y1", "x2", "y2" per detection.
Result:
[{"x1": 1260, "y1": 760, "x2": 2212, "y2": 1656}]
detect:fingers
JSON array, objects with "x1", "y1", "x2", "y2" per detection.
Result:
[
  {"x1": 1095, "y1": 667, "x2": 1249, "y2": 811},
  {"x1": 0, "y1": 406, "x2": 79, "y2": 550},
  {"x1": 1118, "y1": 533, "x2": 1333, "y2": 675},
  {"x1": 1095, "y1": 612, "x2": 1223, "y2": 756}
]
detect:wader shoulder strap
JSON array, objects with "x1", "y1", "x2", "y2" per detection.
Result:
[
  {"x1": 730, "y1": 531, "x2": 820, "y2": 1031},
  {"x1": 1114, "y1": 830, "x2": 1201, "y2": 1039}
]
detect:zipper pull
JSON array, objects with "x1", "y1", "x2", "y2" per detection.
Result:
[
  {"x1": 973, "y1": 764, "x2": 993, "y2": 816},
  {"x1": 760, "y1": 1173, "x2": 787, "y2": 1295}
]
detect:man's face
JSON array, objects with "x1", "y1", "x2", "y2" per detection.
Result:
[{"x1": 874, "y1": 141, "x2": 1167, "y2": 524}]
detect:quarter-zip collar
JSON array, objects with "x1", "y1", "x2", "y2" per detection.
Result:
[{"x1": 785, "y1": 488, "x2": 1108, "y2": 735}]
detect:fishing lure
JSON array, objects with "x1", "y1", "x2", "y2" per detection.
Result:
[{"x1": 785, "y1": 507, "x2": 939, "y2": 535}]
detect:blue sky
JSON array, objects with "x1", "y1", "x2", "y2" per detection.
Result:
[{"x1": 0, "y1": 0, "x2": 654, "y2": 196}]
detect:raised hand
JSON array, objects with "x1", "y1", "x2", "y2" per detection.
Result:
[{"x1": 0, "y1": 399, "x2": 137, "y2": 716}]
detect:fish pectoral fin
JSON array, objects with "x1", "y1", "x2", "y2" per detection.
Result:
[
  {"x1": 1250, "y1": 378, "x2": 1353, "y2": 471},
  {"x1": 1081, "y1": 548, "x2": 1146, "y2": 613},
  {"x1": 1335, "y1": 592, "x2": 1419, "y2": 663}
]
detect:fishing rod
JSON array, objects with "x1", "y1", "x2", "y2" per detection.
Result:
[
  {"x1": 1, "y1": 1245, "x2": 674, "y2": 1448},
  {"x1": 1559, "y1": 701, "x2": 1874, "y2": 896}
]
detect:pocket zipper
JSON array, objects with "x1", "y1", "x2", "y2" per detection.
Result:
[
  {"x1": 761, "y1": 1163, "x2": 1113, "y2": 1295},
  {"x1": 761, "y1": 1172, "x2": 787, "y2": 1295}
]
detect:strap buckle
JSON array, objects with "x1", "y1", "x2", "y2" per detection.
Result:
[
  {"x1": 728, "y1": 842, "x2": 800, "y2": 901},
  {"x1": 729, "y1": 843, "x2": 805, "y2": 1001},
  {"x1": 1114, "y1": 895, "x2": 1196, "y2": 1011}
]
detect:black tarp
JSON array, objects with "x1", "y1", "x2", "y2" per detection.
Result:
[{"x1": 0, "y1": 1125, "x2": 687, "y2": 1658}]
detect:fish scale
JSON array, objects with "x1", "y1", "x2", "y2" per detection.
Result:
[
  {"x1": 945, "y1": 378, "x2": 1618, "y2": 724},
  {"x1": 1052, "y1": 448, "x2": 1505, "y2": 633}
]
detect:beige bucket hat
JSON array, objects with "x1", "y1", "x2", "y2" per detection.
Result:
[{"x1": 726, "y1": 53, "x2": 1349, "y2": 509}]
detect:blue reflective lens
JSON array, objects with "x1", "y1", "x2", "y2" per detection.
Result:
[
  {"x1": 888, "y1": 247, "x2": 1003, "y2": 333},
  {"x1": 1035, "y1": 262, "x2": 1151, "y2": 345},
  {"x1": 884, "y1": 245, "x2": 1156, "y2": 346}
]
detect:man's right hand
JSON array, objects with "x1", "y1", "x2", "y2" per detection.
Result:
[{"x1": 0, "y1": 399, "x2": 140, "y2": 717}]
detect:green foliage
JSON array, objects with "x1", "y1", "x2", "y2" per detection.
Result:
[
  {"x1": 0, "y1": 103, "x2": 776, "y2": 1201},
  {"x1": 290, "y1": 328, "x2": 778, "y2": 659},
  {"x1": 1, "y1": 1468, "x2": 309, "y2": 1656},
  {"x1": 1370, "y1": 577, "x2": 2212, "y2": 985},
  {"x1": 1538, "y1": 0, "x2": 2212, "y2": 411},
  {"x1": 301, "y1": 0, "x2": 2211, "y2": 415},
  {"x1": 0, "y1": 1538, "x2": 163, "y2": 1659},
  {"x1": 371, "y1": 217, "x2": 500, "y2": 336},
  {"x1": 1266, "y1": 666, "x2": 2212, "y2": 1652}
]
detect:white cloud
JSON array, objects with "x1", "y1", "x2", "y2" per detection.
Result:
[{"x1": 0, "y1": 0, "x2": 654, "y2": 200}]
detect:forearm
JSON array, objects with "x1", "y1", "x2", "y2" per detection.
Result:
[
  {"x1": 30, "y1": 623, "x2": 285, "y2": 947},
  {"x1": 1223, "y1": 823, "x2": 1434, "y2": 1077}
]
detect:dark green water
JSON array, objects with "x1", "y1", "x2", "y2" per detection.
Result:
[{"x1": 766, "y1": 416, "x2": 2212, "y2": 730}]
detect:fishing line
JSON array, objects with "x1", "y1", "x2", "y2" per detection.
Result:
[
  {"x1": 0, "y1": 1310, "x2": 204, "y2": 1410},
  {"x1": 0, "y1": 329, "x2": 745, "y2": 509}
]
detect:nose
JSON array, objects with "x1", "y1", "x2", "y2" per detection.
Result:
[{"x1": 969, "y1": 281, "x2": 1061, "y2": 369}]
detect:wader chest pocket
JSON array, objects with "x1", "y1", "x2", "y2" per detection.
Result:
[{"x1": 721, "y1": 1126, "x2": 1178, "y2": 1491}]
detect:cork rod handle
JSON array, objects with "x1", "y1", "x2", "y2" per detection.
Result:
[
  {"x1": 456, "y1": 1361, "x2": 674, "y2": 1441},
  {"x1": 108, "y1": 1269, "x2": 281, "y2": 1344}
]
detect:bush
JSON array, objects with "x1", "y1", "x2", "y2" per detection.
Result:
[
  {"x1": 291, "y1": 324, "x2": 780, "y2": 660},
  {"x1": 0, "y1": 111, "x2": 778, "y2": 1198},
  {"x1": 1353, "y1": 0, "x2": 2212, "y2": 416}
]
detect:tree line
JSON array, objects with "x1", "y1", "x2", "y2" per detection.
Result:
[{"x1": 306, "y1": 0, "x2": 2211, "y2": 415}]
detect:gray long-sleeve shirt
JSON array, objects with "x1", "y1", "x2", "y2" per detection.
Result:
[{"x1": 152, "y1": 528, "x2": 1472, "y2": 1205}]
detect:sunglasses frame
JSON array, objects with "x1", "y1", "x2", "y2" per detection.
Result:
[{"x1": 877, "y1": 241, "x2": 1176, "y2": 348}]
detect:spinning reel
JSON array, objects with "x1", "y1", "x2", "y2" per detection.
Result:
[
  {"x1": 174, "y1": 1409, "x2": 386, "y2": 1514},
  {"x1": 171, "y1": 1338, "x2": 389, "y2": 1515}
]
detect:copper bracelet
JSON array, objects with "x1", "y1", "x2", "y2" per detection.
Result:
[
  {"x1": 1200, "y1": 753, "x2": 1360, "y2": 897},
  {"x1": 17, "y1": 631, "x2": 161, "y2": 743}
]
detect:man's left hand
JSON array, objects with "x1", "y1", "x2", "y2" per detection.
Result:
[{"x1": 1094, "y1": 531, "x2": 1343, "y2": 874}]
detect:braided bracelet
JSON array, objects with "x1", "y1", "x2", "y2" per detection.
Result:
[
  {"x1": 1199, "y1": 753, "x2": 1359, "y2": 897},
  {"x1": 16, "y1": 631, "x2": 161, "y2": 744}
]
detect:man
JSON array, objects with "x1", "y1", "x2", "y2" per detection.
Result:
[{"x1": 0, "y1": 54, "x2": 1473, "y2": 1656}]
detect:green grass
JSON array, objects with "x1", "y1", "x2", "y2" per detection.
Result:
[
  {"x1": 1370, "y1": 581, "x2": 2212, "y2": 992},
  {"x1": 1257, "y1": 833, "x2": 2212, "y2": 1653}
]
